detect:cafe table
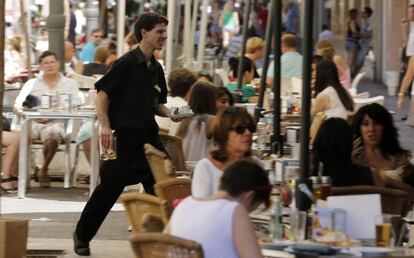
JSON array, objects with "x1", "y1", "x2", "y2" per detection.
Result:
[
  {"x1": 17, "y1": 109, "x2": 99, "y2": 198},
  {"x1": 261, "y1": 244, "x2": 414, "y2": 258}
]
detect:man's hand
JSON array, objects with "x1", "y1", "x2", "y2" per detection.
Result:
[{"x1": 100, "y1": 126, "x2": 113, "y2": 149}]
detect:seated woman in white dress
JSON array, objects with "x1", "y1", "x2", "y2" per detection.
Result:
[
  {"x1": 164, "y1": 159, "x2": 271, "y2": 258},
  {"x1": 311, "y1": 59, "x2": 354, "y2": 120},
  {"x1": 191, "y1": 106, "x2": 258, "y2": 198},
  {"x1": 171, "y1": 80, "x2": 217, "y2": 162}
]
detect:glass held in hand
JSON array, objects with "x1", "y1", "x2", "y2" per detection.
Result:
[{"x1": 100, "y1": 136, "x2": 117, "y2": 160}]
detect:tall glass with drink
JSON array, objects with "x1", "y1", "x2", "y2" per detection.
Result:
[{"x1": 375, "y1": 214, "x2": 396, "y2": 247}]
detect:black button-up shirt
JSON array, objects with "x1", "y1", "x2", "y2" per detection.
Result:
[{"x1": 95, "y1": 47, "x2": 167, "y2": 132}]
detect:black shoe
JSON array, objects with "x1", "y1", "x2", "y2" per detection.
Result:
[
  {"x1": 402, "y1": 115, "x2": 408, "y2": 121},
  {"x1": 73, "y1": 232, "x2": 90, "y2": 256}
]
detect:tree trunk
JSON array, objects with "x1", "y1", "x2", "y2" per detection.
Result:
[{"x1": 0, "y1": 0, "x2": 6, "y2": 162}]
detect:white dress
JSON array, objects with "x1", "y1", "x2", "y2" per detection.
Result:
[
  {"x1": 318, "y1": 86, "x2": 349, "y2": 119},
  {"x1": 175, "y1": 114, "x2": 213, "y2": 162},
  {"x1": 170, "y1": 197, "x2": 240, "y2": 258}
]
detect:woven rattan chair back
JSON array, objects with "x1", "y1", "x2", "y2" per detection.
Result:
[
  {"x1": 159, "y1": 134, "x2": 187, "y2": 171},
  {"x1": 129, "y1": 232, "x2": 204, "y2": 258},
  {"x1": 332, "y1": 185, "x2": 411, "y2": 216},
  {"x1": 155, "y1": 178, "x2": 192, "y2": 216},
  {"x1": 144, "y1": 143, "x2": 176, "y2": 183},
  {"x1": 120, "y1": 193, "x2": 170, "y2": 233}
]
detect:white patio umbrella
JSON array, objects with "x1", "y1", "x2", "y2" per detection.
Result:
[
  {"x1": 196, "y1": 0, "x2": 209, "y2": 71},
  {"x1": 116, "y1": 0, "x2": 126, "y2": 57},
  {"x1": 165, "y1": 0, "x2": 176, "y2": 75}
]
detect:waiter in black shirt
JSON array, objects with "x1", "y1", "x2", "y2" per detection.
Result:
[{"x1": 73, "y1": 13, "x2": 174, "y2": 256}]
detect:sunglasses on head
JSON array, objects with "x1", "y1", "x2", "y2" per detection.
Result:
[{"x1": 230, "y1": 124, "x2": 256, "y2": 134}]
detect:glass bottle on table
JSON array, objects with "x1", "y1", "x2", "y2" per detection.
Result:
[
  {"x1": 256, "y1": 118, "x2": 267, "y2": 149},
  {"x1": 271, "y1": 196, "x2": 283, "y2": 241}
]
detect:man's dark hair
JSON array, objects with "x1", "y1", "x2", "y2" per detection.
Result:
[
  {"x1": 38, "y1": 50, "x2": 58, "y2": 63},
  {"x1": 363, "y1": 7, "x2": 373, "y2": 17},
  {"x1": 321, "y1": 24, "x2": 330, "y2": 31},
  {"x1": 219, "y1": 159, "x2": 271, "y2": 209},
  {"x1": 134, "y1": 12, "x2": 168, "y2": 43},
  {"x1": 168, "y1": 68, "x2": 198, "y2": 97}
]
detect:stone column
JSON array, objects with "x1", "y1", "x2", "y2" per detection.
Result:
[
  {"x1": 331, "y1": 0, "x2": 341, "y2": 35},
  {"x1": 86, "y1": 0, "x2": 100, "y2": 41},
  {"x1": 47, "y1": 0, "x2": 65, "y2": 71}
]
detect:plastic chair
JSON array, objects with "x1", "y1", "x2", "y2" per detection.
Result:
[
  {"x1": 159, "y1": 134, "x2": 186, "y2": 172},
  {"x1": 349, "y1": 71, "x2": 366, "y2": 96},
  {"x1": 332, "y1": 185, "x2": 411, "y2": 216},
  {"x1": 120, "y1": 193, "x2": 170, "y2": 233},
  {"x1": 155, "y1": 178, "x2": 192, "y2": 216},
  {"x1": 214, "y1": 68, "x2": 229, "y2": 85},
  {"x1": 29, "y1": 119, "x2": 76, "y2": 188},
  {"x1": 144, "y1": 143, "x2": 176, "y2": 183},
  {"x1": 353, "y1": 96, "x2": 385, "y2": 111},
  {"x1": 129, "y1": 232, "x2": 204, "y2": 258},
  {"x1": 352, "y1": 91, "x2": 370, "y2": 99}
]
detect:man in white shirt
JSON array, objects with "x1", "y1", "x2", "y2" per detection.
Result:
[
  {"x1": 14, "y1": 51, "x2": 81, "y2": 187},
  {"x1": 155, "y1": 68, "x2": 198, "y2": 132}
]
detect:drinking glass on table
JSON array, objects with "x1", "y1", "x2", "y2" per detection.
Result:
[
  {"x1": 376, "y1": 214, "x2": 397, "y2": 247},
  {"x1": 290, "y1": 210, "x2": 307, "y2": 241}
]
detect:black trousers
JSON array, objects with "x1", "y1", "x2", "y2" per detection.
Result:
[{"x1": 75, "y1": 128, "x2": 164, "y2": 242}]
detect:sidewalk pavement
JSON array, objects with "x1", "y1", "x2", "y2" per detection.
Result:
[{"x1": 1, "y1": 78, "x2": 413, "y2": 257}]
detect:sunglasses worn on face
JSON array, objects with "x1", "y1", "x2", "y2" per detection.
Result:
[{"x1": 230, "y1": 125, "x2": 256, "y2": 134}]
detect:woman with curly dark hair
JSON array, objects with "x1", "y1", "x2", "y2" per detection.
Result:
[
  {"x1": 313, "y1": 118, "x2": 373, "y2": 186},
  {"x1": 352, "y1": 103, "x2": 414, "y2": 195}
]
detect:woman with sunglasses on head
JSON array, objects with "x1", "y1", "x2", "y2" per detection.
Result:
[
  {"x1": 164, "y1": 159, "x2": 271, "y2": 258},
  {"x1": 192, "y1": 106, "x2": 258, "y2": 198}
]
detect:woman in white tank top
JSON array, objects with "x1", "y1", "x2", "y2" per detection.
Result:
[
  {"x1": 164, "y1": 160, "x2": 271, "y2": 258},
  {"x1": 311, "y1": 59, "x2": 354, "y2": 120}
]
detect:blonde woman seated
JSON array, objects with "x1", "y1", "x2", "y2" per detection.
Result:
[
  {"x1": 315, "y1": 40, "x2": 351, "y2": 89},
  {"x1": 311, "y1": 59, "x2": 354, "y2": 120},
  {"x1": 170, "y1": 81, "x2": 217, "y2": 162},
  {"x1": 192, "y1": 106, "x2": 258, "y2": 198},
  {"x1": 164, "y1": 159, "x2": 271, "y2": 258}
]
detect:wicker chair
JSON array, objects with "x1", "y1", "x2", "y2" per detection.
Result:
[
  {"x1": 129, "y1": 232, "x2": 203, "y2": 258},
  {"x1": 159, "y1": 134, "x2": 187, "y2": 171},
  {"x1": 332, "y1": 185, "x2": 411, "y2": 216},
  {"x1": 144, "y1": 143, "x2": 176, "y2": 183},
  {"x1": 155, "y1": 178, "x2": 192, "y2": 216},
  {"x1": 120, "y1": 193, "x2": 170, "y2": 233}
]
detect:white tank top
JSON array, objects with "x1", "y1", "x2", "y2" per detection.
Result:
[
  {"x1": 320, "y1": 86, "x2": 348, "y2": 119},
  {"x1": 170, "y1": 197, "x2": 240, "y2": 258}
]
